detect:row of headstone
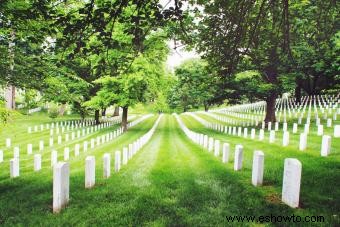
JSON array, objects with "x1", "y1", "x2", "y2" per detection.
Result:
[
  {"x1": 27, "y1": 107, "x2": 42, "y2": 114},
  {"x1": 210, "y1": 94, "x2": 339, "y2": 125},
  {"x1": 28, "y1": 118, "x2": 94, "y2": 133},
  {"x1": 53, "y1": 114, "x2": 162, "y2": 213},
  {"x1": 4, "y1": 115, "x2": 141, "y2": 159},
  {"x1": 28, "y1": 115, "x2": 133, "y2": 134},
  {"x1": 188, "y1": 113, "x2": 335, "y2": 157},
  {"x1": 175, "y1": 113, "x2": 302, "y2": 208},
  {"x1": 5, "y1": 115, "x2": 153, "y2": 178}
]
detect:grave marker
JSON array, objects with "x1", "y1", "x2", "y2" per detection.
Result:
[
  {"x1": 234, "y1": 145, "x2": 243, "y2": 171},
  {"x1": 53, "y1": 162, "x2": 69, "y2": 213},
  {"x1": 252, "y1": 150, "x2": 264, "y2": 186},
  {"x1": 282, "y1": 158, "x2": 301, "y2": 208},
  {"x1": 85, "y1": 156, "x2": 95, "y2": 188}
]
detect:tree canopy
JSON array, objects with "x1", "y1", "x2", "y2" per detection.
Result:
[{"x1": 0, "y1": 0, "x2": 338, "y2": 124}]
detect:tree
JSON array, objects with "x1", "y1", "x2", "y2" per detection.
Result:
[
  {"x1": 168, "y1": 59, "x2": 218, "y2": 112},
  {"x1": 49, "y1": 1, "x2": 184, "y2": 123},
  {"x1": 89, "y1": 31, "x2": 170, "y2": 130},
  {"x1": 0, "y1": 0, "x2": 52, "y2": 109},
  {"x1": 173, "y1": 0, "x2": 306, "y2": 122},
  {"x1": 290, "y1": 1, "x2": 339, "y2": 100},
  {"x1": 171, "y1": 0, "x2": 339, "y2": 121},
  {"x1": 93, "y1": 68, "x2": 148, "y2": 131}
]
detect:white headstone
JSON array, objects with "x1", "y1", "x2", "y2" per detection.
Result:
[
  {"x1": 243, "y1": 128, "x2": 248, "y2": 138},
  {"x1": 53, "y1": 162, "x2": 69, "y2": 213},
  {"x1": 304, "y1": 124, "x2": 309, "y2": 134},
  {"x1": 292, "y1": 123, "x2": 298, "y2": 134},
  {"x1": 214, "y1": 140, "x2": 220, "y2": 157},
  {"x1": 282, "y1": 158, "x2": 301, "y2": 208},
  {"x1": 250, "y1": 128, "x2": 255, "y2": 139},
  {"x1": 299, "y1": 133, "x2": 307, "y2": 151},
  {"x1": 327, "y1": 118, "x2": 332, "y2": 127},
  {"x1": 49, "y1": 137, "x2": 54, "y2": 147},
  {"x1": 83, "y1": 141, "x2": 88, "y2": 152},
  {"x1": 208, "y1": 137, "x2": 214, "y2": 152},
  {"x1": 282, "y1": 131, "x2": 289, "y2": 147},
  {"x1": 222, "y1": 143, "x2": 230, "y2": 163},
  {"x1": 321, "y1": 135, "x2": 331, "y2": 157},
  {"x1": 252, "y1": 150, "x2": 264, "y2": 186},
  {"x1": 234, "y1": 145, "x2": 243, "y2": 171},
  {"x1": 103, "y1": 153, "x2": 111, "y2": 179},
  {"x1": 10, "y1": 158, "x2": 19, "y2": 178},
  {"x1": 115, "y1": 151, "x2": 121, "y2": 172},
  {"x1": 203, "y1": 135, "x2": 208, "y2": 148},
  {"x1": 123, "y1": 147, "x2": 128, "y2": 165},
  {"x1": 259, "y1": 129, "x2": 264, "y2": 141},
  {"x1": 85, "y1": 156, "x2": 95, "y2": 188},
  {"x1": 237, "y1": 127, "x2": 242, "y2": 136},
  {"x1": 34, "y1": 154, "x2": 41, "y2": 171},
  {"x1": 6, "y1": 138, "x2": 11, "y2": 148},
  {"x1": 334, "y1": 125, "x2": 340, "y2": 138}
]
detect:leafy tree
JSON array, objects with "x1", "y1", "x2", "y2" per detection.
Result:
[
  {"x1": 290, "y1": 1, "x2": 339, "y2": 101},
  {"x1": 0, "y1": 0, "x2": 52, "y2": 109},
  {"x1": 88, "y1": 31, "x2": 170, "y2": 130},
  {"x1": 168, "y1": 59, "x2": 218, "y2": 112},
  {"x1": 174, "y1": 0, "x2": 338, "y2": 122}
]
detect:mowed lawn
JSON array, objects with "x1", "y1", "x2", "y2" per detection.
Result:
[{"x1": 0, "y1": 113, "x2": 338, "y2": 226}]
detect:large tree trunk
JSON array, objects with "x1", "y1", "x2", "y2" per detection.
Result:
[
  {"x1": 121, "y1": 106, "x2": 128, "y2": 132},
  {"x1": 5, "y1": 29, "x2": 16, "y2": 110},
  {"x1": 263, "y1": 45, "x2": 279, "y2": 124},
  {"x1": 113, "y1": 106, "x2": 120, "y2": 116},
  {"x1": 94, "y1": 109, "x2": 100, "y2": 124},
  {"x1": 264, "y1": 91, "x2": 278, "y2": 123},
  {"x1": 295, "y1": 84, "x2": 301, "y2": 104},
  {"x1": 5, "y1": 85, "x2": 15, "y2": 109},
  {"x1": 204, "y1": 102, "x2": 209, "y2": 112}
]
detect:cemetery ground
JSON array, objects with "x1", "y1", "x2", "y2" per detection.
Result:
[{"x1": 0, "y1": 112, "x2": 339, "y2": 226}]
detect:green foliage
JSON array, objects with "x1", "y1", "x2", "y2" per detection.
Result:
[
  {"x1": 233, "y1": 71, "x2": 272, "y2": 101},
  {"x1": 168, "y1": 59, "x2": 218, "y2": 112},
  {"x1": 87, "y1": 31, "x2": 170, "y2": 111},
  {"x1": 0, "y1": 107, "x2": 12, "y2": 124},
  {"x1": 0, "y1": 0, "x2": 53, "y2": 89},
  {"x1": 152, "y1": 92, "x2": 169, "y2": 113},
  {"x1": 24, "y1": 89, "x2": 38, "y2": 109},
  {"x1": 48, "y1": 105, "x2": 59, "y2": 119},
  {"x1": 172, "y1": 0, "x2": 338, "y2": 110}
]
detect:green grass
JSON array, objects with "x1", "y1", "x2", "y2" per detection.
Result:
[{"x1": 0, "y1": 112, "x2": 338, "y2": 226}]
